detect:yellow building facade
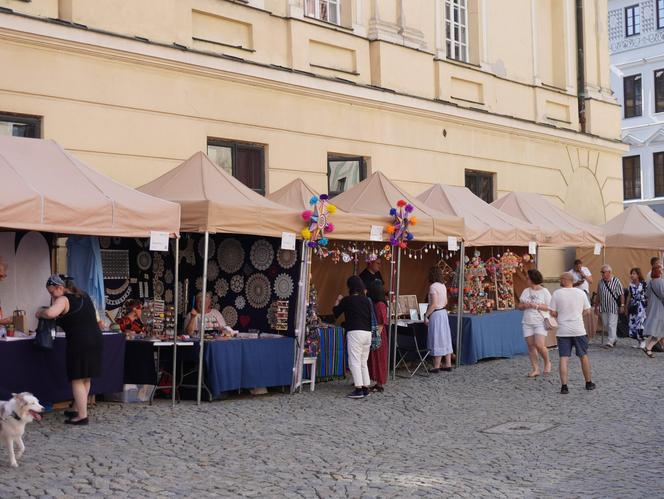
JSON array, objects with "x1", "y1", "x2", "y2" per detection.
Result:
[{"x1": 0, "y1": 0, "x2": 624, "y2": 231}]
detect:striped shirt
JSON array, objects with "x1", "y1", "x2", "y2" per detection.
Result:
[{"x1": 597, "y1": 276, "x2": 624, "y2": 314}]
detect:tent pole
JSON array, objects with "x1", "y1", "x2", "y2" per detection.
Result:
[
  {"x1": 291, "y1": 242, "x2": 310, "y2": 393},
  {"x1": 387, "y1": 249, "x2": 396, "y2": 380},
  {"x1": 196, "y1": 231, "x2": 209, "y2": 405},
  {"x1": 455, "y1": 242, "x2": 466, "y2": 368},
  {"x1": 391, "y1": 246, "x2": 402, "y2": 380},
  {"x1": 171, "y1": 234, "x2": 180, "y2": 408}
]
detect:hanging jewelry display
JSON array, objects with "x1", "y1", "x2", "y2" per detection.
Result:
[{"x1": 268, "y1": 300, "x2": 289, "y2": 331}]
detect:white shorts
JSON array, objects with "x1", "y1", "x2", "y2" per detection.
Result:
[{"x1": 522, "y1": 324, "x2": 547, "y2": 338}]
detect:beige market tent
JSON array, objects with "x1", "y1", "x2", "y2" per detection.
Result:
[
  {"x1": 139, "y1": 151, "x2": 301, "y2": 236},
  {"x1": 0, "y1": 136, "x2": 180, "y2": 236},
  {"x1": 268, "y1": 178, "x2": 394, "y2": 241},
  {"x1": 417, "y1": 184, "x2": 542, "y2": 246},
  {"x1": 491, "y1": 191, "x2": 604, "y2": 247},
  {"x1": 331, "y1": 172, "x2": 465, "y2": 240}
]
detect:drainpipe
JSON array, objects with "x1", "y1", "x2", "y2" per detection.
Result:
[{"x1": 576, "y1": 0, "x2": 586, "y2": 133}]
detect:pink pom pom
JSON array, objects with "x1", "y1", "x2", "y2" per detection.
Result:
[
  {"x1": 326, "y1": 223, "x2": 335, "y2": 233},
  {"x1": 301, "y1": 210, "x2": 312, "y2": 222}
]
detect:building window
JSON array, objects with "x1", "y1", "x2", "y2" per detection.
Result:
[
  {"x1": 445, "y1": 0, "x2": 468, "y2": 62},
  {"x1": 465, "y1": 170, "x2": 494, "y2": 203},
  {"x1": 656, "y1": 70, "x2": 664, "y2": 113},
  {"x1": 623, "y1": 156, "x2": 641, "y2": 200},
  {"x1": 623, "y1": 74, "x2": 642, "y2": 118},
  {"x1": 655, "y1": 152, "x2": 664, "y2": 197},
  {"x1": 0, "y1": 112, "x2": 41, "y2": 138},
  {"x1": 304, "y1": 0, "x2": 340, "y2": 25},
  {"x1": 658, "y1": 0, "x2": 664, "y2": 29},
  {"x1": 625, "y1": 5, "x2": 640, "y2": 37},
  {"x1": 207, "y1": 139, "x2": 265, "y2": 195},
  {"x1": 328, "y1": 156, "x2": 366, "y2": 197}
]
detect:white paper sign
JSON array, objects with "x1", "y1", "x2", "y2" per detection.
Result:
[
  {"x1": 281, "y1": 232, "x2": 296, "y2": 251},
  {"x1": 149, "y1": 231, "x2": 169, "y2": 252},
  {"x1": 369, "y1": 225, "x2": 384, "y2": 242},
  {"x1": 528, "y1": 241, "x2": 537, "y2": 255},
  {"x1": 447, "y1": 236, "x2": 459, "y2": 251},
  {"x1": 593, "y1": 243, "x2": 602, "y2": 255}
]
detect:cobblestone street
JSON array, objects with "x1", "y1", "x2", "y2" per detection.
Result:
[{"x1": 1, "y1": 338, "x2": 662, "y2": 498}]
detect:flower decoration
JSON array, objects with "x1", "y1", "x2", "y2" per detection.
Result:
[
  {"x1": 301, "y1": 193, "x2": 335, "y2": 255},
  {"x1": 386, "y1": 199, "x2": 416, "y2": 249}
]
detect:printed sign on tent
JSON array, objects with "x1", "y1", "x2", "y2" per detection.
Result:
[
  {"x1": 369, "y1": 225, "x2": 384, "y2": 242},
  {"x1": 528, "y1": 241, "x2": 537, "y2": 255},
  {"x1": 149, "y1": 231, "x2": 169, "y2": 252},
  {"x1": 593, "y1": 243, "x2": 602, "y2": 255},
  {"x1": 281, "y1": 232, "x2": 296, "y2": 251},
  {"x1": 447, "y1": 236, "x2": 459, "y2": 251}
]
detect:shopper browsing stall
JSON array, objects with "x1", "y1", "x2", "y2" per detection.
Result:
[
  {"x1": 36, "y1": 275, "x2": 103, "y2": 425},
  {"x1": 185, "y1": 292, "x2": 236, "y2": 337},
  {"x1": 569, "y1": 259, "x2": 593, "y2": 294},
  {"x1": 424, "y1": 267, "x2": 453, "y2": 373}
]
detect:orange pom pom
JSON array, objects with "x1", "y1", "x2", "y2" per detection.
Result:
[
  {"x1": 410, "y1": 216, "x2": 418, "y2": 226},
  {"x1": 385, "y1": 225, "x2": 396, "y2": 234}
]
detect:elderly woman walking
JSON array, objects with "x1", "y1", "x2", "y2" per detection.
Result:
[
  {"x1": 643, "y1": 264, "x2": 664, "y2": 358},
  {"x1": 626, "y1": 267, "x2": 647, "y2": 349}
]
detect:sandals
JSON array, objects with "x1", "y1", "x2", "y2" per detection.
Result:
[{"x1": 643, "y1": 348, "x2": 654, "y2": 358}]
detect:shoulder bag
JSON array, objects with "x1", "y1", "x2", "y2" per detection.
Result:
[
  {"x1": 368, "y1": 297, "x2": 382, "y2": 351},
  {"x1": 33, "y1": 318, "x2": 56, "y2": 350},
  {"x1": 530, "y1": 290, "x2": 556, "y2": 331},
  {"x1": 601, "y1": 278, "x2": 622, "y2": 309}
]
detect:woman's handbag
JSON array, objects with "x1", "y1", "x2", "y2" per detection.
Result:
[
  {"x1": 368, "y1": 297, "x2": 382, "y2": 351},
  {"x1": 543, "y1": 315, "x2": 558, "y2": 331},
  {"x1": 33, "y1": 318, "x2": 56, "y2": 350}
]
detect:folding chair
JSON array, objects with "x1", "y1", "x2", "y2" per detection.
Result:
[{"x1": 395, "y1": 324, "x2": 430, "y2": 377}]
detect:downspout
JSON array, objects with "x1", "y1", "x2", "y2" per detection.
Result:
[{"x1": 576, "y1": 0, "x2": 586, "y2": 133}]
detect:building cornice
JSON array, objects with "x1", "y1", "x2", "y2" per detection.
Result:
[{"x1": 0, "y1": 12, "x2": 626, "y2": 154}]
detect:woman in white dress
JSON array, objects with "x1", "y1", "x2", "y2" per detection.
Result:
[
  {"x1": 424, "y1": 267, "x2": 453, "y2": 372},
  {"x1": 517, "y1": 269, "x2": 552, "y2": 377}
]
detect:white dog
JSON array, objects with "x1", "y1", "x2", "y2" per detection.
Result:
[{"x1": 0, "y1": 392, "x2": 43, "y2": 467}]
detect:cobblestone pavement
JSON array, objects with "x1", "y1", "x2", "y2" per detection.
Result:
[{"x1": 1, "y1": 337, "x2": 663, "y2": 498}]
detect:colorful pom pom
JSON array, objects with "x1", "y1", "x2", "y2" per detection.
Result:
[
  {"x1": 325, "y1": 223, "x2": 335, "y2": 232},
  {"x1": 309, "y1": 195, "x2": 319, "y2": 205},
  {"x1": 319, "y1": 194, "x2": 329, "y2": 200},
  {"x1": 407, "y1": 233, "x2": 414, "y2": 240},
  {"x1": 301, "y1": 210, "x2": 312, "y2": 222},
  {"x1": 327, "y1": 204, "x2": 337, "y2": 214},
  {"x1": 320, "y1": 237, "x2": 329, "y2": 246},
  {"x1": 405, "y1": 203, "x2": 414, "y2": 213},
  {"x1": 410, "y1": 216, "x2": 418, "y2": 226},
  {"x1": 389, "y1": 236, "x2": 398, "y2": 246},
  {"x1": 307, "y1": 241, "x2": 317, "y2": 248},
  {"x1": 385, "y1": 225, "x2": 396, "y2": 235},
  {"x1": 396, "y1": 199, "x2": 407, "y2": 208},
  {"x1": 301, "y1": 228, "x2": 311, "y2": 240},
  {"x1": 389, "y1": 208, "x2": 397, "y2": 216}
]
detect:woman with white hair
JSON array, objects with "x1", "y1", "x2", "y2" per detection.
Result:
[{"x1": 594, "y1": 264, "x2": 624, "y2": 348}]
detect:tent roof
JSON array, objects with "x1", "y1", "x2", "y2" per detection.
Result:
[
  {"x1": 139, "y1": 152, "x2": 301, "y2": 236},
  {"x1": 417, "y1": 184, "x2": 542, "y2": 246},
  {"x1": 0, "y1": 136, "x2": 180, "y2": 237},
  {"x1": 491, "y1": 191, "x2": 604, "y2": 247},
  {"x1": 268, "y1": 178, "x2": 398, "y2": 242},
  {"x1": 602, "y1": 204, "x2": 664, "y2": 250},
  {"x1": 331, "y1": 172, "x2": 465, "y2": 241}
]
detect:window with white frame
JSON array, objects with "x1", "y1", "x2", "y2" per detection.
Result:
[
  {"x1": 304, "y1": 0, "x2": 340, "y2": 25},
  {"x1": 658, "y1": 0, "x2": 664, "y2": 29},
  {"x1": 625, "y1": 4, "x2": 640, "y2": 37},
  {"x1": 445, "y1": 0, "x2": 468, "y2": 62}
]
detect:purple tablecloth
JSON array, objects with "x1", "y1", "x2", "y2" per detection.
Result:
[{"x1": 0, "y1": 334, "x2": 125, "y2": 404}]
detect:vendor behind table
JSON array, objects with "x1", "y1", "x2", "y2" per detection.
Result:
[{"x1": 184, "y1": 291, "x2": 237, "y2": 338}]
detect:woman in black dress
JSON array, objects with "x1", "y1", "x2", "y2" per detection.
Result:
[{"x1": 37, "y1": 275, "x2": 102, "y2": 425}]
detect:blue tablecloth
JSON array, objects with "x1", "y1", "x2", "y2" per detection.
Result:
[
  {"x1": 448, "y1": 310, "x2": 526, "y2": 364},
  {"x1": 190, "y1": 337, "x2": 295, "y2": 397},
  {"x1": 0, "y1": 334, "x2": 125, "y2": 404}
]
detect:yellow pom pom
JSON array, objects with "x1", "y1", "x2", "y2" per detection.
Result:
[
  {"x1": 327, "y1": 204, "x2": 337, "y2": 214},
  {"x1": 301, "y1": 228, "x2": 311, "y2": 240}
]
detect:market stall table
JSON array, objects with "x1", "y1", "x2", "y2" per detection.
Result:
[
  {"x1": 0, "y1": 333, "x2": 125, "y2": 403},
  {"x1": 174, "y1": 335, "x2": 295, "y2": 398},
  {"x1": 396, "y1": 310, "x2": 526, "y2": 365}
]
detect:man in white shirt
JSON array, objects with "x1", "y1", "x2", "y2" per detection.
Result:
[
  {"x1": 569, "y1": 259, "x2": 592, "y2": 295},
  {"x1": 549, "y1": 272, "x2": 596, "y2": 395}
]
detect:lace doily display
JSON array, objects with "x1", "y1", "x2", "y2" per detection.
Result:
[
  {"x1": 217, "y1": 238, "x2": 245, "y2": 274},
  {"x1": 137, "y1": 251, "x2": 152, "y2": 271},
  {"x1": 180, "y1": 238, "x2": 196, "y2": 265},
  {"x1": 250, "y1": 239, "x2": 275, "y2": 271},
  {"x1": 195, "y1": 276, "x2": 204, "y2": 291},
  {"x1": 245, "y1": 273, "x2": 271, "y2": 308},
  {"x1": 153, "y1": 280, "x2": 164, "y2": 299},
  {"x1": 198, "y1": 237, "x2": 216, "y2": 259},
  {"x1": 230, "y1": 275, "x2": 244, "y2": 293},
  {"x1": 277, "y1": 248, "x2": 297, "y2": 269},
  {"x1": 221, "y1": 306, "x2": 238, "y2": 328},
  {"x1": 234, "y1": 295, "x2": 246, "y2": 310},
  {"x1": 164, "y1": 289, "x2": 173, "y2": 304},
  {"x1": 206, "y1": 260, "x2": 220, "y2": 282},
  {"x1": 214, "y1": 278, "x2": 229, "y2": 298},
  {"x1": 164, "y1": 269, "x2": 174, "y2": 284},
  {"x1": 274, "y1": 273, "x2": 295, "y2": 299},
  {"x1": 153, "y1": 253, "x2": 165, "y2": 277}
]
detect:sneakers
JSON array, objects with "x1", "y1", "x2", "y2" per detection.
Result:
[
  {"x1": 347, "y1": 388, "x2": 365, "y2": 399},
  {"x1": 362, "y1": 387, "x2": 370, "y2": 398},
  {"x1": 585, "y1": 381, "x2": 596, "y2": 391},
  {"x1": 560, "y1": 385, "x2": 569, "y2": 395}
]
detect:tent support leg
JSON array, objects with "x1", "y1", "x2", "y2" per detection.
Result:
[
  {"x1": 196, "y1": 231, "x2": 209, "y2": 405},
  {"x1": 456, "y1": 242, "x2": 465, "y2": 368},
  {"x1": 291, "y1": 242, "x2": 310, "y2": 393},
  {"x1": 171, "y1": 235, "x2": 180, "y2": 408},
  {"x1": 387, "y1": 251, "x2": 396, "y2": 380},
  {"x1": 391, "y1": 247, "x2": 402, "y2": 380}
]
